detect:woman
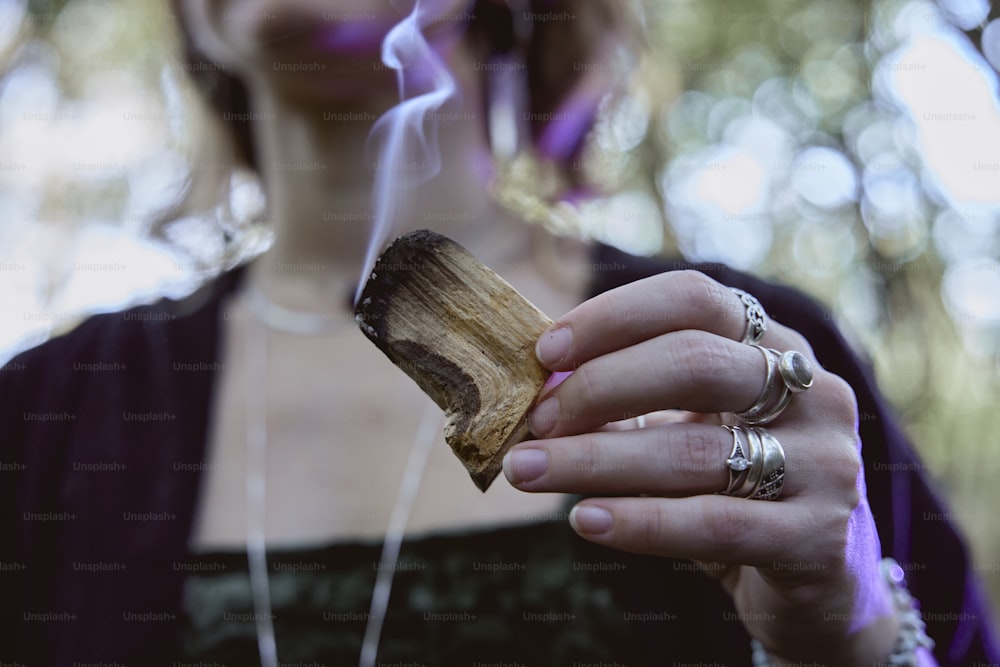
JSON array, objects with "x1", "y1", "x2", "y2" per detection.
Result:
[{"x1": 2, "y1": 0, "x2": 997, "y2": 665}]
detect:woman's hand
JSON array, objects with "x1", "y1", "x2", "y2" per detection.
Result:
[{"x1": 502, "y1": 270, "x2": 902, "y2": 665}]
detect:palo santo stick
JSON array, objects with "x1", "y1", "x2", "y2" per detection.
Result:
[{"x1": 354, "y1": 230, "x2": 553, "y2": 491}]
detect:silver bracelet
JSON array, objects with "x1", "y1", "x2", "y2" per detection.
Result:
[{"x1": 750, "y1": 557, "x2": 934, "y2": 666}]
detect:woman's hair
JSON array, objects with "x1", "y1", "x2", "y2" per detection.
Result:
[{"x1": 171, "y1": 0, "x2": 623, "y2": 179}]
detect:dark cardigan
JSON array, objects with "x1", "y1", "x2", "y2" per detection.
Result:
[{"x1": 2, "y1": 244, "x2": 997, "y2": 666}]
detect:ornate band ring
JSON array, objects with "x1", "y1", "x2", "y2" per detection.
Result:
[
  {"x1": 720, "y1": 425, "x2": 785, "y2": 501},
  {"x1": 729, "y1": 287, "x2": 768, "y2": 345}
]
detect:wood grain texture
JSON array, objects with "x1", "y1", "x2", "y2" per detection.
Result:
[{"x1": 354, "y1": 230, "x2": 553, "y2": 491}]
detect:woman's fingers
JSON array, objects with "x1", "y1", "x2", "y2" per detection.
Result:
[
  {"x1": 529, "y1": 330, "x2": 779, "y2": 438},
  {"x1": 504, "y1": 423, "x2": 732, "y2": 496},
  {"x1": 529, "y1": 270, "x2": 825, "y2": 439},
  {"x1": 505, "y1": 419, "x2": 844, "y2": 499},
  {"x1": 563, "y1": 495, "x2": 833, "y2": 568},
  {"x1": 536, "y1": 270, "x2": 818, "y2": 370},
  {"x1": 537, "y1": 270, "x2": 745, "y2": 369},
  {"x1": 503, "y1": 419, "x2": 862, "y2": 575}
]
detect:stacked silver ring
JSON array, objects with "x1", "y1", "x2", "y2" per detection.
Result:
[
  {"x1": 735, "y1": 345, "x2": 814, "y2": 425},
  {"x1": 722, "y1": 425, "x2": 786, "y2": 500},
  {"x1": 717, "y1": 287, "x2": 816, "y2": 500}
]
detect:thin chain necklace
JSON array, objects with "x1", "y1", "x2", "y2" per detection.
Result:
[
  {"x1": 245, "y1": 282, "x2": 354, "y2": 335},
  {"x1": 245, "y1": 314, "x2": 277, "y2": 667},
  {"x1": 244, "y1": 291, "x2": 442, "y2": 667}
]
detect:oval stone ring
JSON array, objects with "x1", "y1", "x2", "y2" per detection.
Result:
[{"x1": 736, "y1": 346, "x2": 814, "y2": 425}]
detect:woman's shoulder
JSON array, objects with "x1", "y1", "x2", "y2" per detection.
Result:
[
  {"x1": 0, "y1": 264, "x2": 246, "y2": 464},
  {"x1": 0, "y1": 266, "x2": 247, "y2": 543},
  {"x1": 2, "y1": 265, "x2": 245, "y2": 388}
]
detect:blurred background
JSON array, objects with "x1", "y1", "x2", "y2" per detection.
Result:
[{"x1": 1, "y1": 0, "x2": 999, "y2": 626}]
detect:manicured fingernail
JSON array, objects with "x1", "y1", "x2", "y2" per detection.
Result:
[
  {"x1": 537, "y1": 327, "x2": 572, "y2": 366},
  {"x1": 542, "y1": 370, "x2": 572, "y2": 394},
  {"x1": 502, "y1": 448, "x2": 548, "y2": 484},
  {"x1": 570, "y1": 505, "x2": 612, "y2": 535},
  {"x1": 529, "y1": 396, "x2": 559, "y2": 437}
]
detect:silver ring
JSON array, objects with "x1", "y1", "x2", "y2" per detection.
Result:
[
  {"x1": 722, "y1": 425, "x2": 754, "y2": 496},
  {"x1": 720, "y1": 425, "x2": 785, "y2": 500},
  {"x1": 736, "y1": 346, "x2": 783, "y2": 424},
  {"x1": 778, "y1": 349, "x2": 814, "y2": 393},
  {"x1": 751, "y1": 428, "x2": 786, "y2": 500},
  {"x1": 730, "y1": 287, "x2": 768, "y2": 345},
  {"x1": 736, "y1": 347, "x2": 813, "y2": 425}
]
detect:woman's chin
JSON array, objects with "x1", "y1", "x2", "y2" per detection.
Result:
[
  {"x1": 253, "y1": 9, "x2": 399, "y2": 59},
  {"x1": 243, "y1": 8, "x2": 461, "y2": 108},
  {"x1": 259, "y1": 65, "x2": 401, "y2": 110},
  {"x1": 245, "y1": 0, "x2": 473, "y2": 56}
]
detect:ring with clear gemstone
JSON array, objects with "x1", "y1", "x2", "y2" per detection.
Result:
[{"x1": 727, "y1": 455, "x2": 750, "y2": 472}]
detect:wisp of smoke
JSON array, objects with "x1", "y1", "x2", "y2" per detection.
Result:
[{"x1": 354, "y1": 0, "x2": 458, "y2": 305}]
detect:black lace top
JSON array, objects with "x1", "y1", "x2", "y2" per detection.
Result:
[{"x1": 180, "y1": 520, "x2": 661, "y2": 665}]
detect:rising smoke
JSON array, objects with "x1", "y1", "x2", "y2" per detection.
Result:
[{"x1": 355, "y1": 0, "x2": 459, "y2": 305}]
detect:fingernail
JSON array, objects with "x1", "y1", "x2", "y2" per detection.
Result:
[
  {"x1": 570, "y1": 505, "x2": 612, "y2": 535},
  {"x1": 537, "y1": 327, "x2": 572, "y2": 366},
  {"x1": 541, "y1": 370, "x2": 572, "y2": 394},
  {"x1": 502, "y1": 448, "x2": 548, "y2": 484},
  {"x1": 529, "y1": 396, "x2": 559, "y2": 437}
]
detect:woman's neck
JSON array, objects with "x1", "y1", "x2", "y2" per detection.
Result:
[{"x1": 242, "y1": 44, "x2": 537, "y2": 314}]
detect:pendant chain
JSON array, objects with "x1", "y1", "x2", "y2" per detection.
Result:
[
  {"x1": 245, "y1": 315, "x2": 278, "y2": 667},
  {"x1": 244, "y1": 303, "x2": 441, "y2": 667}
]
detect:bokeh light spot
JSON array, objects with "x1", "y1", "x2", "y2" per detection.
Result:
[{"x1": 791, "y1": 146, "x2": 858, "y2": 209}]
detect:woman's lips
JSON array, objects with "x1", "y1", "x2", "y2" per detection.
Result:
[
  {"x1": 247, "y1": 3, "x2": 471, "y2": 95},
  {"x1": 253, "y1": 8, "x2": 400, "y2": 56},
  {"x1": 313, "y1": 16, "x2": 400, "y2": 55},
  {"x1": 254, "y1": 6, "x2": 467, "y2": 59}
]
